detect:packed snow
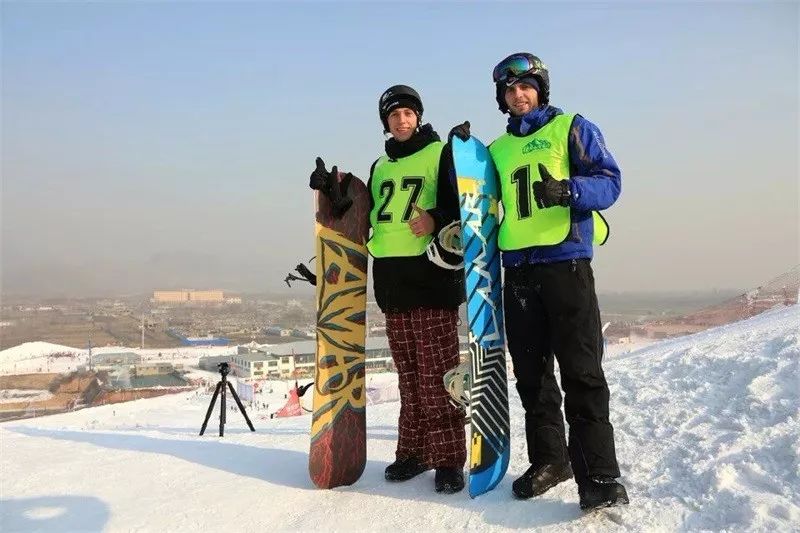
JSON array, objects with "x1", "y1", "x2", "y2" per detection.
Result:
[
  {"x1": 1, "y1": 305, "x2": 798, "y2": 532},
  {"x1": 0, "y1": 342, "x2": 239, "y2": 376},
  {"x1": 0, "y1": 390, "x2": 53, "y2": 405}
]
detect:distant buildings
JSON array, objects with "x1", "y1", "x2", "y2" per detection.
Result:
[
  {"x1": 135, "y1": 362, "x2": 178, "y2": 376},
  {"x1": 182, "y1": 335, "x2": 230, "y2": 347},
  {"x1": 215, "y1": 336, "x2": 470, "y2": 379},
  {"x1": 264, "y1": 326, "x2": 293, "y2": 337},
  {"x1": 263, "y1": 326, "x2": 314, "y2": 339},
  {"x1": 167, "y1": 329, "x2": 230, "y2": 347},
  {"x1": 88, "y1": 355, "x2": 189, "y2": 390},
  {"x1": 92, "y1": 352, "x2": 142, "y2": 368},
  {"x1": 198, "y1": 355, "x2": 233, "y2": 373},
  {"x1": 230, "y1": 352, "x2": 281, "y2": 379},
  {"x1": 152, "y1": 290, "x2": 241, "y2": 305}
]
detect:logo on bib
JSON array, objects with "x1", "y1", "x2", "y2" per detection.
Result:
[{"x1": 522, "y1": 139, "x2": 551, "y2": 154}]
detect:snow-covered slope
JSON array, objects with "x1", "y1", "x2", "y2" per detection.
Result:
[
  {"x1": 0, "y1": 342, "x2": 238, "y2": 375},
  {"x1": 609, "y1": 304, "x2": 799, "y2": 530},
  {"x1": 0, "y1": 342, "x2": 84, "y2": 362},
  {"x1": 1, "y1": 306, "x2": 797, "y2": 532}
]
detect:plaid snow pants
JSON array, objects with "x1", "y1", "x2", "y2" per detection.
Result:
[{"x1": 386, "y1": 307, "x2": 466, "y2": 469}]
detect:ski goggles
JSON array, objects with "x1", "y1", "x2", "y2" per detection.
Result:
[{"x1": 492, "y1": 54, "x2": 539, "y2": 83}]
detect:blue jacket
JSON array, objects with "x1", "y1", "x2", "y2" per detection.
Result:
[{"x1": 498, "y1": 105, "x2": 621, "y2": 267}]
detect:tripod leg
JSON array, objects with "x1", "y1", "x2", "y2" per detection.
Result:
[
  {"x1": 200, "y1": 382, "x2": 222, "y2": 436},
  {"x1": 220, "y1": 378, "x2": 227, "y2": 437},
  {"x1": 227, "y1": 381, "x2": 256, "y2": 432}
]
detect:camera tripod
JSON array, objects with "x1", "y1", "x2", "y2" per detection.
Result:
[{"x1": 199, "y1": 362, "x2": 255, "y2": 437}]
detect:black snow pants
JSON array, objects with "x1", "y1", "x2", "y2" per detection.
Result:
[{"x1": 503, "y1": 259, "x2": 620, "y2": 483}]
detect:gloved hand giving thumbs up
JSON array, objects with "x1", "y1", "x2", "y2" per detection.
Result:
[{"x1": 532, "y1": 163, "x2": 571, "y2": 209}]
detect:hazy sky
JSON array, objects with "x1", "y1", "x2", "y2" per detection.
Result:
[{"x1": 2, "y1": 1, "x2": 798, "y2": 297}]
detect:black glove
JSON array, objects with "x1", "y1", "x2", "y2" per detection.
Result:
[
  {"x1": 309, "y1": 157, "x2": 333, "y2": 193},
  {"x1": 532, "y1": 163, "x2": 571, "y2": 208},
  {"x1": 310, "y1": 156, "x2": 353, "y2": 218},
  {"x1": 448, "y1": 120, "x2": 471, "y2": 143}
]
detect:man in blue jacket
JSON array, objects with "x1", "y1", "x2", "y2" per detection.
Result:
[{"x1": 454, "y1": 52, "x2": 629, "y2": 511}]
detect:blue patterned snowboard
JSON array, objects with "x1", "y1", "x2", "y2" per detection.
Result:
[{"x1": 452, "y1": 136, "x2": 510, "y2": 497}]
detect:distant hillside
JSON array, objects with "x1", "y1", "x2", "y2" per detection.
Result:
[
  {"x1": 627, "y1": 266, "x2": 798, "y2": 340},
  {"x1": 681, "y1": 265, "x2": 800, "y2": 326}
]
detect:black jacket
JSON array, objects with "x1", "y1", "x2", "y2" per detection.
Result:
[{"x1": 367, "y1": 125, "x2": 465, "y2": 313}]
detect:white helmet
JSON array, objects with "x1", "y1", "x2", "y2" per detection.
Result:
[{"x1": 426, "y1": 221, "x2": 464, "y2": 270}]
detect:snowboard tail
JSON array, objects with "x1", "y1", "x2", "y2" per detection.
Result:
[{"x1": 468, "y1": 341, "x2": 510, "y2": 496}]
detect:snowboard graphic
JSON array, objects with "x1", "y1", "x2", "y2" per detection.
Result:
[
  {"x1": 308, "y1": 170, "x2": 370, "y2": 489},
  {"x1": 452, "y1": 136, "x2": 510, "y2": 497}
]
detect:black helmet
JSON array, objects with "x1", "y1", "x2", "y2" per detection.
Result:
[
  {"x1": 378, "y1": 84, "x2": 423, "y2": 132},
  {"x1": 492, "y1": 53, "x2": 550, "y2": 113}
]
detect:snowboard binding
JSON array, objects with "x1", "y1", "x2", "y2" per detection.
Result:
[
  {"x1": 284, "y1": 257, "x2": 317, "y2": 287},
  {"x1": 443, "y1": 359, "x2": 471, "y2": 411},
  {"x1": 437, "y1": 220, "x2": 464, "y2": 256},
  {"x1": 426, "y1": 221, "x2": 464, "y2": 271}
]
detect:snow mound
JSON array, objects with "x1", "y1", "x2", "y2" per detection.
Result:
[
  {"x1": 0, "y1": 341, "x2": 85, "y2": 363},
  {"x1": 610, "y1": 305, "x2": 800, "y2": 530}
]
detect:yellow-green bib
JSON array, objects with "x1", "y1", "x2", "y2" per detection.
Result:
[
  {"x1": 367, "y1": 141, "x2": 442, "y2": 257},
  {"x1": 489, "y1": 114, "x2": 609, "y2": 250}
]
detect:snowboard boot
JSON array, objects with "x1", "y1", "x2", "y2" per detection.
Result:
[
  {"x1": 512, "y1": 462, "x2": 573, "y2": 499},
  {"x1": 385, "y1": 456, "x2": 429, "y2": 481},
  {"x1": 578, "y1": 475, "x2": 630, "y2": 511},
  {"x1": 434, "y1": 467, "x2": 465, "y2": 494}
]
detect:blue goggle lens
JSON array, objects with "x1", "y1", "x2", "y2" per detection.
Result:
[{"x1": 492, "y1": 55, "x2": 534, "y2": 82}]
